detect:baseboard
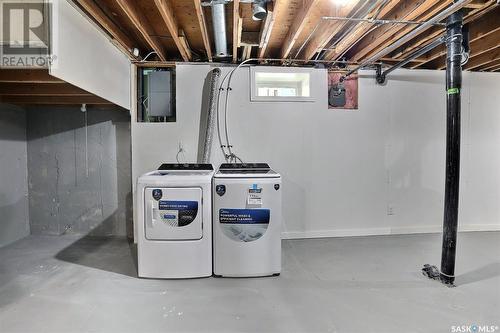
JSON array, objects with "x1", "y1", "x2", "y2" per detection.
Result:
[{"x1": 281, "y1": 224, "x2": 500, "y2": 240}]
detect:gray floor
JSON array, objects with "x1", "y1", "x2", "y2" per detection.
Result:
[{"x1": 0, "y1": 232, "x2": 499, "y2": 333}]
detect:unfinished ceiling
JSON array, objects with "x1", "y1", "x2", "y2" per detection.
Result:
[
  {"x1": 75, "y1": 0, "x2": 500, "y2": 72},
  {"x1": 0, "y1": 69, "x2": 114, "y2": 105}
]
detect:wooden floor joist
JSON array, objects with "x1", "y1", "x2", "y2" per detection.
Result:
[
  {"x1": 300, "y1": 0, "x2": 361, "y2": 61},
  {"x1": 0, "y1": 95, "x2": 112, "y2": 105},
  {"x1": 0, "y1": 83, "x2": 92, "y2": 96},
  {"x1": 193, "y1": 0, "x2": 213, "y2": 61},
  {"x1": 114, "y1": 0, "x2": 167, "y2": 61},
  {"x1": 0, "y1": 69, "x2": 63, "y2": 84},
  {"x1": 410, "y1": 4, "x2": 500, "y2": 68},
  {"x1": 279, "y1": 0, "x2": 321, "y2": 59},
  {"x1": 353, "y1": 0, "x2": 453, "y2": 62},
  {"x1": 323, "y1": 0, "x2": 402, "y2": 61},
  {"x1": 2, "y1": 0, "x2": 498, "y2": 72},
  {"x1": 154, "y1": 0, "x2": 191, "y2": 61},
  {"x1": 75, "y1": 0, "x2": 135, "y2": 59}
]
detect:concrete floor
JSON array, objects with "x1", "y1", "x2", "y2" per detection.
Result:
[{"x1": 0, "y1": 232, "x2": 499, "y2": 333}]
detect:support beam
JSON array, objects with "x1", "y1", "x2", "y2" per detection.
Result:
[
  {"x1": 0, "y1": 83, "x2": 91, "y2": 96},
  {"x1": 0, "y1": 69, "x2": 63, "y2": 83},
  {"x1": 193, "y1": 0, "x2": 212, "y2": 61},
  {"x1": 237, "y1": 9, "x2": 243, "y2": 47},
  {"x1": 0, "y1": 95, "x2": 112, "y2": 105},
  {"x1": 115, "y1": 0, "x2": 167, "y2": 61},
  {"x1": 75, "y1": 0, "x2": 135, "y2": 58},
  {"x1": 258, "y1": 0, "x2": 279, "y2": 58},
  {"x1": 280, "y1": 0, "x2": 321, "y2": 59},
  {"x1": 154, "y1": 0, "x2": 192, "y2": 61},
  {"x1": 232, "y1": 0, "x2": 240, "y2": 63}
]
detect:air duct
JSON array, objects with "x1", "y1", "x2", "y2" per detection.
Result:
[
  {"x1": 252, "y1": 0, "x2": 267, "y2": 20},
  {"x1": 200, "y1": 68, "x2": 221, "y2": 163},
  {"x1": 211, "y1": 3, "x2": 228, "y2": 57}
]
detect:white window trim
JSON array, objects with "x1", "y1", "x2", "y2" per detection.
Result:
[{"x1": 250, "y1": 67, "x2": 315, "y2": 102}]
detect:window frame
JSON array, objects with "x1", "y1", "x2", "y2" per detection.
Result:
[{"x1": 250, "y1": 67, "x2": 315, "y2": 102}]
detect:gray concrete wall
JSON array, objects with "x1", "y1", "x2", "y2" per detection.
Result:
[
  {"x1": 0, "y1": 104, "x2": 30, "y2": 247},
  {"x1": 27, "y1": 106, "x2": 132, "y2": 237}
]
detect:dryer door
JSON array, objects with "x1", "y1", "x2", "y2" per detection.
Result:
[{"x1": 144, "y1": 187, "x2": 203, "y2": 240}]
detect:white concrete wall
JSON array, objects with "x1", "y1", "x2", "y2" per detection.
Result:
[
  {"x1": 132, "y1": 64, "x2": 500, "y2": 239},
  {"x1": 49, "y1": 0, "x2": 131, "y2": 109},
  {"x1": 0, "y1": 104, "x2": 29, "y2": 247}
]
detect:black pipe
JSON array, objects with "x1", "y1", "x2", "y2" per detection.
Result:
[{"x1": 440, "y1": 8, "x2": 463, "y2": 286}]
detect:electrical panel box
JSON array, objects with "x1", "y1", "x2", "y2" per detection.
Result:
[{"x1": 148, "y1": 71, "x2": 172, "y2": 117}]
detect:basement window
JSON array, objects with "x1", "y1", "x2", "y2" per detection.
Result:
[{"x1": 250, "y1": 67, "x2": 313, "y2": 102}]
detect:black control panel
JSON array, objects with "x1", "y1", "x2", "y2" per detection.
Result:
[
  {"x1": 219, "y1": 163, "x2": 270, "y2": 170},
  {"x1": 158, "y1": 163, "x2": 214, "y2": 171}
]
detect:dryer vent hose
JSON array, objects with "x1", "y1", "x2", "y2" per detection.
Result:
[{"x1": 201, "y1": 68, "x2": 221, "y2": 163}]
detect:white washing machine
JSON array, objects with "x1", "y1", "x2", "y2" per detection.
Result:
[
  {"x1": 213, "y1": 163, "x2": 282, "y2": 277},
  {"x1": 136, "y1": 164, "x2": 214, "y2": 278}
]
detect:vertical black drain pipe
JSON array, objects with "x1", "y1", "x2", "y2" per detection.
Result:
[{"x1": 440, "y1": 7, "x2": 463, "y2": 286}]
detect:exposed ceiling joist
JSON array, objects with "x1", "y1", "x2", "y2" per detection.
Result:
[
  {"x1": 233, "y1": 0, "x2": 240, "y2": 63},
  {"x1": 154, "y1": 0, "x2": 192, "y2": 61},
  {"x1": 464, "y1": 0, "x2": 489, "y2": 8},
  {"x1": 411, "y1": 5, "x2": 500, "y2": 68},
  {"x1": 193, "y1": 0, "x2": 212, "y2": 61},
  {"x1": 75, "y1": 0, "x2": 135, "y2": 59},
  {"x1": 258, "y1": 0, "x2": 279, "y2": 58},
  {"x1": 394, "y1": 0, "x2": 496, "y2": 60},
  {"x1": 323, "y1": 0, "x2": 402, "y2": 61},
  {"x1": 417, "y1": 25, "x2": 500, "y2": 70},
  {"x1": 352, "y1": 0, "x2": 454, "y2": 62},
  {"x1": 60, "y1": 0, "x2": 498, "y2": 72},
  {"x1": 237, "y1": 8, "x2": 243, "y2": 48},
  {"x1": 0, "y1": 69, "x2": 63, "y2": 83},
  {"x1": 0, "y1": 95, "x2": 112, "y2": 105},
  {"x1": 0, "y1": 83, "x2": 91, "y2": 96},
  {"x1": 477, "y1": 58, "x2": 500, "y2": 71},
  {"x1": 463, "y1": 45, "x2": 500, "y2": 70},
  {"x1": 280, "y1": 0, "x2": 321, "y2": 59},
  {"x1": 301, "y1": 0, "x2": 361, "y2": 61},
  {"x1": 114, "y1": 0, "x2": 167, "y2": 61}
]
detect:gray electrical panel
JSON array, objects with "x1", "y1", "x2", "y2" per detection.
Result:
[{"x1": 148, "y1": 71, "x2": 172, "y2": 117}]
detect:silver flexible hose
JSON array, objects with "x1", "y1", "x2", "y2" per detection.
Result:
[{"x1": 201, "y1": 68, "x2": 221, "y2": 163}]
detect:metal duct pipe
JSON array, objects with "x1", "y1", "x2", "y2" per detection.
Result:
[
  {"x1": 201, "y1": 68, "x2": 221, "y2": 163},
  {"x1": 252, "y1": 0, "x2": 267, "y2": 20},
  {"x1": 211, "y1": 3, "x2": 228, "y2": 57},
  {"x1": 341, "y1": 0, "x2": 468, "y2": 81}
]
